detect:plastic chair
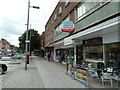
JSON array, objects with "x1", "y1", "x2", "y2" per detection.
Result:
[{"x1": 101, "y1": 71, "x2": 113, "y2": 88}]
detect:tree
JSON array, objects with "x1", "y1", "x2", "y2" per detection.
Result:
[{"x1": 19, "y1": 29, "x2": 41, "y2": 53}]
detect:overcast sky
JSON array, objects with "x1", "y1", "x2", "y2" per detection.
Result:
[{"x1": 0, "y1": 0, "x2": 59, "y2": 47}]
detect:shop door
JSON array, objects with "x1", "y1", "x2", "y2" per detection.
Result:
[{"x1": 76, "y1": 45, "x2": 83, "y2": 65}]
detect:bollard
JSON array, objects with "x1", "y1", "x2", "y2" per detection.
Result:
[{"x1": 27, "y1": 54, "x2": 29, "y2": 64}]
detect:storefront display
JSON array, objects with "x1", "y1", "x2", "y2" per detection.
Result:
[
  {"x1": 83, "y1": 37, "x2": 103, "y2": 68},
  {"x1": 105, "y1": 42, "x2": 120, "y2": 68},
  {"x1": 76, "y1": 69, "x2": 87, "y2": 81},
  {"x1": 73, "y1": 65, "x2": 89, "y2": 87}
]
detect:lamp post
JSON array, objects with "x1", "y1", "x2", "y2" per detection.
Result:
[
  {"x1": 25, "y1": 0, "x2": 39, "y2": 70},
  {"x1": 29, "y1": 24, "x2": 31, "y2": 56}
]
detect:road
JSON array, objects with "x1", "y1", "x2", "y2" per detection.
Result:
[{"x1": 0, "y1": 56, "x2": 24, "y2": 89}]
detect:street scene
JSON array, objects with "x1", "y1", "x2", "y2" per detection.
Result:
[
  {"x1": 0, "y1": 0, "x2": 120, "y2": 89},
  {"x1": 1, "y1": 56, "x2": 85, "y2": 88}
]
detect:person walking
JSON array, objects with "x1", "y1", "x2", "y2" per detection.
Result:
[
  {"x1": 65, "y1": 52, "x2": 73, "y2": 75},
  {"x1": 47, "y1": 53, "x2": 51, "y2": 62}
]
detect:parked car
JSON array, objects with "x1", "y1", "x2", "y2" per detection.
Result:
[{"x1": 0, "y1": 64, "x2": 7, "y2": 74}]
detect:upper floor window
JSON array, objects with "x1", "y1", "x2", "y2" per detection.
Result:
[
  {"x1": 64, "y1": 15, "x2": 70, "y2": 21},
  {"x1": 100, "y1": 0, "x2": 111, "y2": 4},
  {"x1": 55, "y1": 23, "x2": 62, "y2": 36},
  {"x1": 59, "y1": 6, "x2": 62, "y2": 15},
  {"x1": 77, "y1": 0, "x2": 110, "y2": 20},
  {"x1": 51, "y1": 19, "x2": 53, "y2": 24},
  {"x1": 65, "y1": 0, "x2": 70, "y2": 6},
  {"x1": 54, "y1": 13, "x2": 57, "y2": 20}
]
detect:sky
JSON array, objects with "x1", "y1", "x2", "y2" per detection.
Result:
[{"x1": 0, "y1": 0, "x2": 59, "y2": 47}]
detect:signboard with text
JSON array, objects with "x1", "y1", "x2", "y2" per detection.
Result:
[{"x1": 61, "y1": 21, "x2": 75, "y2": 32}]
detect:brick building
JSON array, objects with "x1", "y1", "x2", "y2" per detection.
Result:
[
  {"x1": 43, "y1": 0, "x2": 120, "y2": 66},
  {"x1": 41, "y1": 0, "x2": 120, "y2": 88},
  {"x1": 0, "y1": 38, "x2": 11, "y2": 50},
  {"x1": 44, "y1": 0, "x2": 79, "y2": 61}
]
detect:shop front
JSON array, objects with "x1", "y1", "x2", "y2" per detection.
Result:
[
  {"x1": 83, "y1": 37, "x2": 103, "y2": 68},
  {"x1": 43, "y1": 47, "x2": 54, "y2": 60},
  {"x1": 63, "y1": 16, "x2": 120, "y2": 87}
]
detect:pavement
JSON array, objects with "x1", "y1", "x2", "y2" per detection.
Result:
[{"x1": 1, "y1": 56, "x2": 85, "y2": 89}]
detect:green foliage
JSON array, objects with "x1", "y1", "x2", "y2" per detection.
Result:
[{"x1": 18, "y1": 29, "x2": 41, "y2": 52}]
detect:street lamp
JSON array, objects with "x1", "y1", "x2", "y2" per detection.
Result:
[
  {"x1": 25, "y1": 0, "x2": 40, "y2": 70},
  {"x1": 29, "y1": 24, "x2": 31, "y2": 56}
]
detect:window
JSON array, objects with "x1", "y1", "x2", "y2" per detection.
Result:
[
  {"x1": 51, "y1": 20, "x2": 53, "y2": 24},
  {"x1": 54, "y1": 14, "x2": 57, "y2": 20},
  {"x1": 64, "y1": 15, "x2": 70, "y2": 21},
  {"x1": 59, "y1": 6, "x2": 62, "y2": 14},
  {"x1": 77, "y1": 0, "x2": 105, "y2": 20},
  {"x1": 105, "y1": 43, "x2": 120, "y2": 67},
  {"x1": 65, "y1": 0, "x2": 70, "y2": 6},
  {"x1": 77, "y1": 5, "x2": 83, "y2": 17},
  {"x1": 100, "y1": 0, "x2": 110, "y2": 4},
  {"x1": 55, "y1": 23, "x2": 62, "y2": 36},
  {"x1": 84, "y1": 45, "x2": 103, "y2": 68}
]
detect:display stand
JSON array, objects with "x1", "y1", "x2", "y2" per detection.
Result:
[{"x1": 66, "y1": 64, "x2": 90, "y2": 88}]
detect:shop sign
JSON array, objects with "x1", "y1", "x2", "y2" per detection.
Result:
[
  {"x1": 64, "y1": 38, "x2": 81, "y2": 45},
  {"x1": 61, "y1": 21, "x2": 75, "y2": 32},
  {"x1": 64, "y1": 39, "x2": 73, "y2": 45}
]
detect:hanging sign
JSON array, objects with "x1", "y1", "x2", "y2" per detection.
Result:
[{"x1": 61, "y1": 21, "x2": 75, "y2": 32}]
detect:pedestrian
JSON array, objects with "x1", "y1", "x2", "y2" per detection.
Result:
[
  {"x1": 47, "y1": 53, "x2": 51, "y2": 62},
  {"x1": 65, "y1": 54, "x2": 69, "y2": 74},
  {"x1": 66, "y1": 53, "x2": 73, "y2": 75}
]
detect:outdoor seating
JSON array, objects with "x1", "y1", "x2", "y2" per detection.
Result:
[
  {"x1": 89, "y1": 69, "x2": 98, "y2": 78},
  {"x1": 112, "y1": 68, "x2": 120, "y2": 87},
  {"x1": 87, "y1": 65, "x2": 98, "y2": 78},
  {"x1": 101, "y1": 71, "x2": 113, "y2": 88},
  {"x1": 96, "y1": 62, "x2": 113, "y2": 87}
]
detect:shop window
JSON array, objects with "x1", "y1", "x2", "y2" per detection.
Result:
[
  {"x1": 105, "y1": 42, "x2": 120, "y2": 67},
  {"x1": 84, "y1": 45, "x2": 103, "y2": 62}
]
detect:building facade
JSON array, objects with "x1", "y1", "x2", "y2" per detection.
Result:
[
  {"x1": 64, "y1": 0, "x2": 120, "y2": 68},
  {"x1": 0, "y1": 38, "x2": 11, "y2": 50},
  {"x1": 44, "y1": 0, "x2": 79, "y2": 62},
  {"x1": 43, "y1": 0, "x2": 120, "y2": 67}
]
